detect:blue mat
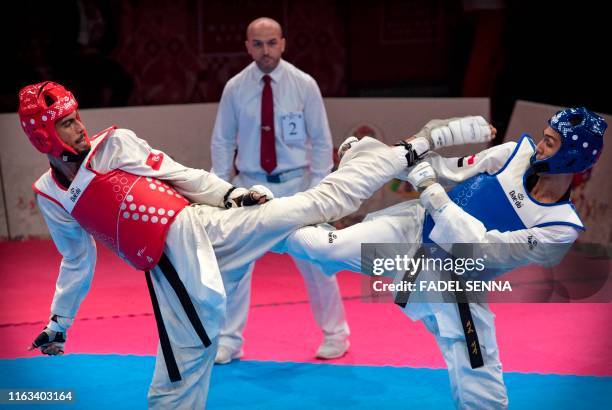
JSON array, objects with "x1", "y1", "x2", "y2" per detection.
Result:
[{"x1": 0, "y1": 355, "x2": 609, "y2": 409}]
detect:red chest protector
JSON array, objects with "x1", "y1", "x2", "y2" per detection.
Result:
[{"x1": 33, "y1": 127, "x2": 189, "y2": 270}]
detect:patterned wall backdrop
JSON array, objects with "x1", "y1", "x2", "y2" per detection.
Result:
[
  {"x1": 3, "y1": 0, "x2": 478, "y2": 113},
  {"x1": 283, "y1": 0, "x2": 347, "y2": 96},
  {"x1": 4, "y1": 0, "x2": 609, "y2": 122},
  {"x1": 111, "y1": 0, "x2": 347, "y2": 106}
]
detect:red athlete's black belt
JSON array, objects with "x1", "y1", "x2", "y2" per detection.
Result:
[{"x1": 145, "y1": 253, "x2": 212, "y2": 382}]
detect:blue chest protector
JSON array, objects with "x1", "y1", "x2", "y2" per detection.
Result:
[{"x1": 422, "y1": 135, "x2": 584, "y2": 243}]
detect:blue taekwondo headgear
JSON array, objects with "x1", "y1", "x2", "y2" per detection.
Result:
[{"x1": 531, "y1": 107, "x2": 607, "y2": 174}]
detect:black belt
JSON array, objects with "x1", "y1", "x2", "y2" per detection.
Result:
[
  {"x1": 455, "y1": 297, "x2": 484, "y2": 368},
  {"x1": 394, "y1": 245, "x2": 484, "y2": 369},
  {"x1": 394, "y1": 246, "x2": 426, "y2": 308},
  {"x1": 145, "y1": 253, "x2": 212, "y2": 382}
]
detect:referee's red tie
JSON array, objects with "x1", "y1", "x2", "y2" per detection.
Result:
[{"x1": 260, "y1": 75, "x2": 277, "y2": 174}]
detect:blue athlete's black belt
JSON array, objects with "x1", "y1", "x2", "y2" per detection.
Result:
[
  {"x1": 394, "y1": 245, "x2": 484, "y2": 369},
  {"x1": 145, "y1": 253, "x2": 211, "y2": 382}
]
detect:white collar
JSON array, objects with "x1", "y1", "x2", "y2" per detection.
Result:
[{"x1": 250, "y1": 59, "x2": 285, "y2": 83}]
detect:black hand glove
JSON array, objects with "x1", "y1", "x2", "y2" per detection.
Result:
[
  {"x1": 28, "y1": 315, "x2": 71, "y2": 356},
  {"x1": 223, "y1": 185, "x2": 274, "y2": 208}
]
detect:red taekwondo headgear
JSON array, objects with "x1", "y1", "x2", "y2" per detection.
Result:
[{"x1": 18, "y1": 81, "x2": 90, "y2": 158}]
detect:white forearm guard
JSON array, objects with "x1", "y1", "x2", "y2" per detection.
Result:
[{"x1": 418, "y1": 116, "x2": 492, "y2": 149}]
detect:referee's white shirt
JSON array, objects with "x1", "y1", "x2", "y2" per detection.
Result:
[{"x1": 211, "y1": 59, "x2": 333, "y2": 185}]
